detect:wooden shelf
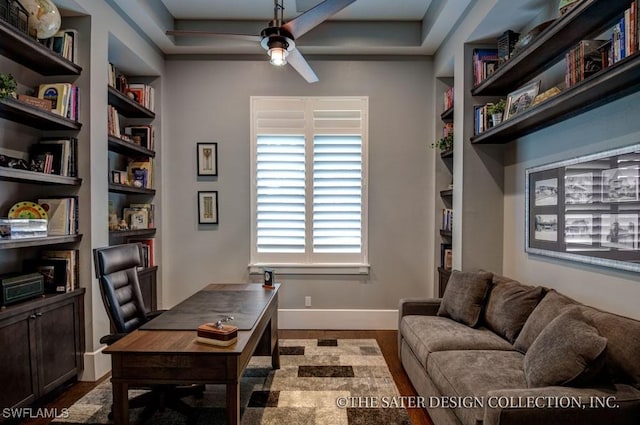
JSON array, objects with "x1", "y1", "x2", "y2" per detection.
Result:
[
  {"x1": 0, "y1": 234, "x2": 82, "y2": 250},
  {"x1": 440, "y1": 189, "x2": 453, "y2": 199},
  {"x1": 0, "y1": 20, "x2": 81, "y2": 76},
  {"x1": 472, "y1": 0, "x2": 631, "y2": 96},
  {"x1": 440, "y1": 230, "x2": 452, "y2": 238},
  {"x1": 109, "y1": 228, "x2": 157, "y2": 238},
  {"x1": 108, "y1": 135, "x2": 155, "y2": 157},
  {"x1": 440, "y1": 107, "x2": 454, "y2": 122},
  {"x1": 108, "y1": 183, "x2": 155, "y2": 195},
  {"x1": 0, "y1": 97, "x2": 82, "y2": 130},
  {"x1": 440, "y1": 149, "x2": 453, "y2": 159},
  {"x1": 0, "y1": 167, "x2": 82, "y2": 185},
  {"x1": 108, "y1": 86, "x2": 155, "y2": 119},
  {"x1": 471, "y1": 53, "x2": 640, "y2": 144}
]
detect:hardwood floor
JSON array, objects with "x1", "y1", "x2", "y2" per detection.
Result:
[{"x1": 19, "y1": 330, "x2": 433, "y2": 425}]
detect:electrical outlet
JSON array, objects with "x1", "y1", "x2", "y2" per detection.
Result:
[{"x1": 305, "y1": 296, "x2": 311, "y2": 307}]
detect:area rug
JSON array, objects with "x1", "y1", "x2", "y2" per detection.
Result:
[{"x1": 53, "y1": 339, "x2": 410, "y2": 425}]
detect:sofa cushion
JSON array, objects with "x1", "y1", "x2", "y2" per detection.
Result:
[
  {"x1": 524, "y1": 307, "x2": 607, "y2": 388},
  {"x1": 427, "y1": 350, "x2": 526, "y2": 425},
  {"x1": 401, "y1": 315, "x2": 515, "y2": 369},
  {"x1": 514, "y1": 289, "x2": 578, "y2": 353},
  {"x1": 581, "y1": 306, "x2": 640, "y2": 388},
  {"x1": 437, "y1": 270, "x2": 493, "y2": 327},
  {"x1": 483, "y1": 280, "x2": 544, "y2": 343}
]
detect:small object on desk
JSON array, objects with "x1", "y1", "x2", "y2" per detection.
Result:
[
  {"x1": 263, "y1": 267, "x2": 274, "y2": 288},
  {"x1": 196, "y1": 322, "x2": 238, "y2": 346}
]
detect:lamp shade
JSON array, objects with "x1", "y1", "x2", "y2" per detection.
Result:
[{"x1": 268, "y1": 47, "x2": 288, "y2": 66}]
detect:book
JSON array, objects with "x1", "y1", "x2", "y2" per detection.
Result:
[
  {"x1": 38, "y1": 83, "x2": 71, "y2": 116},
  {"x1": 128, "y1": 238, "x2": 155, "y2": 267},
  {"x1": 38, "y1": 198, "x2": 71, "y2": 235},
  {"x1": 41, "y1": 249, "x2": 78, "y2": 291},
  {"x1": 127, "y1": 159, "x2": 153, "y2": 188},
  {"x1": 29, "y1": 143, "x2": 64, "y2": 175}
]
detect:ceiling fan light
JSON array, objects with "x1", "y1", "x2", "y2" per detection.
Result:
[{"x1": 268, "y1": 47, "x2": 288, "y2": 66}]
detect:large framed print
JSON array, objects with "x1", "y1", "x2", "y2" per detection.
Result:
[{"x1": 526, "y1": 144, "x2": 640, "y2": 273}]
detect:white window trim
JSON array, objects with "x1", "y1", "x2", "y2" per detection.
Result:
[{"x1": 249, "y1": 96, "x2": 369, "y2": 275}]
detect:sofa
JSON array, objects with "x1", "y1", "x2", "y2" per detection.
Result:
[{"x1": 398, "y1": 270, "x2": 640, "y2": 425}]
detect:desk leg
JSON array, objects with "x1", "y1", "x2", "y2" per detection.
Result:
[
  {"x1": 226, "y1": 381, "x2": 240, "y2": 425},
  {"x1": 272, "y1": 339, "x2": 280, "y2": 369},
  {"x1": 112, "y1": 381, "x2": 129, "y2": 425}
]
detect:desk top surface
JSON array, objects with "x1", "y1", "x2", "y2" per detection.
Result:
[{"x1": 103, "y1": 283, "x2": 279, "y2": 355}]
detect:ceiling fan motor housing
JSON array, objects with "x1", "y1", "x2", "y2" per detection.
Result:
[{"x1": 260, "y1": 26, "x2": 295, "y2": 52}]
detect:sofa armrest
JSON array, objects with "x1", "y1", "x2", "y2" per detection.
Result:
[
  {"x1": 483, "y1": 385, "x2": 640, "y2": 425},
  {"x1": 398, "y1": 298, "x2": 441, "y2": 318}
]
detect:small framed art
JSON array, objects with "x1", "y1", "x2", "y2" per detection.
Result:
[
  {"x1": 197, "y1": 143, "x2": 218, "y2": 176},
  {"x1": 505, "y1": 80, "x2": 540, "y2": 120},
  {"x1": 198, "y1": 191, "x2": 218, "y2": 224}
]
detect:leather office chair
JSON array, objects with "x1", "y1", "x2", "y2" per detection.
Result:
[{"x1": 93, "y1": 243, "x2": 203, "y2": 423}]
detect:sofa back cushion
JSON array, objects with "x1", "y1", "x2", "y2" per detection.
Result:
[
  {"x1": 514, "y1": 289, "x2": 578, "y2": 353},
  {"x1": 581, "y1": 306, "x2": 640, "y2": 388},
  {"x1": 437, "y1": 270, "x2": 493, "y2": 327},
  {"x1": 483, "y1": 280, "x2": 545, "y2": 343},
  {"x1": 524, "y1": 307, "x2": 607, "y2": 387}
]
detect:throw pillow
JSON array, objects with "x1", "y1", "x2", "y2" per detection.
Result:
[
  {"x1": 483, "y1": 281, "x2": 544, "y2": 343},
  {"x1": 524, "y1": 307, "x2": 607, "y2": 387},
  {"x1": 437, "y1": 270, "x2": 493, "y2": 327},
  {"x1": 514, "y1": 289, "x2": 577, "y2": 352}
]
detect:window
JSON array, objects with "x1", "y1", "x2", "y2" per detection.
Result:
[{"x1": 250, "y1": 97, "x2": 369, "y2": 273}]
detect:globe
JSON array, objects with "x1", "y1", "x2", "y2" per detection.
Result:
[{"x1": 21, "y1": 0, "x2": 61, "y2": 39}]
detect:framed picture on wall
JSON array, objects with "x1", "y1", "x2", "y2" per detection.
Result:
[
  {"x1": 197, "y1": 142, "x2": 218, "y2": 176},
  {"x1": 198, "y1": 191, "x2": 218, "y2": 224}
]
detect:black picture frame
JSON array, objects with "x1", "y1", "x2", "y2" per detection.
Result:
[
  {"x1": 197, "y1": 142, "x2": 218, "y2": 176},
  {"x1": 525, "y1": 143, "x2": 640, "y2": 273},
  {"x1": 198, "y1": 191, "x2": 218, "y2": 224}
]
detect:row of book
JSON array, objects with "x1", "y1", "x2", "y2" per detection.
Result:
[
  {"x1": 107, "y1": 64, "x2": 156, "y2": 112},
  {"x1": 40, "y1": 29, "x2": 78, "y2": 64},
  {"x1": 130, "y1": 238, "x2": 155, "y2": 268},
  {"x1": 441, "y1": 208, "x2": 453, "y2": 232},
  {"x1": 443, "y1": 86, "x2": 454, "y2": 111},
  {"x1": 472, "y1": 49, "x2": 498, "y2": 86},
  {"x1": 440, "y1": 243, "x2": 453, "y2": 270},
  {"x1": 38, "y1": 197, "x2": 79, "y2": 236},
  {"x1": 473, "y1": 103, "x2": 495, "y2": 135},
  {"x1": 604, "y1": 1, "x2": 639, "y2": 66},
  {"x1": 24, "y1": 249, "x2": 79, "y2": 293},
  {"x1": 29, "y1": 138, "x2": 78, "y2": 177},
  {"x1": 37, "y1": 83, "x2": 79, "y2": 120},
  {"x1": 443, "y1": 122, "x2": 453, "y2": 139},
  {"x1": 564, "y1": 40, "x2": 605, "y2": 89}
]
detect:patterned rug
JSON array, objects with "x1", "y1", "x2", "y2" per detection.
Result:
[{"x1": 52, "y1": 339, "x2": 411, "y2": 425}]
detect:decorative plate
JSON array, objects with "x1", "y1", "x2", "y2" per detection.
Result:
[{"x1": 8, "y1": 201, "x2": 48, "y2": 220}]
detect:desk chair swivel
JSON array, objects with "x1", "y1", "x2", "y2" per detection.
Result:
[{"x1": 93, "y1": 243, "x2": 204, "y2": 424}]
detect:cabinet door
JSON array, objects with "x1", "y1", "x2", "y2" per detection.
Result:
[
  {"x1": 36, "y1": 297, "x2": 81, "y2": 395},
  {"x1": 0, "y1": 311, "x2": 38, "y2": 408}
]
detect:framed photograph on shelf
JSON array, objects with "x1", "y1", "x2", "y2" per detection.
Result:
[
  {"x1": 198, "y1": 191, "x2": 218, "y2": 224},
  {"x1": 505, "y1": 81, "x2": 540, "y2": 120},
  {"x1": 526, "y1": 143, "x2": 640, "y2": 273},
  {"x1": 197, "y1": 142, "x2": 218, "y2": 176}
]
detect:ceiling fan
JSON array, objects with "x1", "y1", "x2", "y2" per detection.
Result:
[{"x1": 166, "y1": 0, "x2": 357, "y2": 83}]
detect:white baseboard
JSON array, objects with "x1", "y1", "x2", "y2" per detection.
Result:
[
  {"x1": 278, "y1": 309, "x2": 399, "y2": 330},
  {"x1": 79, "y1": 346, "x2": 111, "y2": 382}
]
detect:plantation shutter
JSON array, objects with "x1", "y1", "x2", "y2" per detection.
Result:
[{"x1": 251, "y1": 97, "x2": 368, "y2": 268}]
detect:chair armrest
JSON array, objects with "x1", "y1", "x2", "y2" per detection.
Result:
[
  {"x1": 483, "y1": 385, "x2": 640, "y2": 425},
  {"x1": 399, "y1": 298, "x2": 441, "y2": 318},
  {"x1": 145, "y1": 309, "x2": 166, "y2": 321},
  {"x1": 100, "y1": 333, "x2": 129, "y2": 345}
]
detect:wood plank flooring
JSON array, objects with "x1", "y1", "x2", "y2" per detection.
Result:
[{"x1": 19, "y1": 330, "x2": 432, "y2": 425}]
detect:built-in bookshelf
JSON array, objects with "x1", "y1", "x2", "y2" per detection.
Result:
[{"x1": 0, "y1": 17, "x2": 85, "y2": 410}]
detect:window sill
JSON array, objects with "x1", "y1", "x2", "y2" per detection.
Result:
[{"x1": 248, "y1": 263, "x2": 370, "y2": 275}]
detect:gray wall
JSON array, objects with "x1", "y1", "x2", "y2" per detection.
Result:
[
  {"x1": 503, "y1": 91, "x2": 640, "y2": 320},
  {"x1": 161, "y1": 58, "x2": 435, "y2": 311}
]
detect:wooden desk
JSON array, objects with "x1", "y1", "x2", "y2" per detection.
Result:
[{"x1": 104, "y1": 283, "x2": 280, "y2": 425}]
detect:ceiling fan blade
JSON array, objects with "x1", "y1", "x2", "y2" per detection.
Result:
[
  {"x1": 166, "y1": 30, "x2": 261, "y2": 42},
  {"x1": 282, "y1": 0, "x2": 356, "y2": 39},
  {"x1": 287, "y1": 48, "x2": 319, "y2": 83}
]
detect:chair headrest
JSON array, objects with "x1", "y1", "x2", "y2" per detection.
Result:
[{"x1": 95, "y1": 244, "x2": 141, "y2": 276}]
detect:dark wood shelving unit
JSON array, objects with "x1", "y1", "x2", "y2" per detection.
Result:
[
  {"x1": 440, "y1": 107, "x2": 454, "y2": 122},
  {"x1": 440, "y1": 230, "x2": 452, "y2": 238},
  {"x1": 0, "y1": 234, "x2": 82, "y2": 250},
  {"x1": 108, "y1": 86, "x2": 155, "y2": 119},
  {"x1": 440, "y1": 149, "x2": 453, "y2": 159},
  {"x1": 0, "y1": 98, "x2": 82, "y2": 130},
  {"x1": 471, "y1": 53, "x2": 640, "y2": 144},
  {"x1": 0, "y1": 167, "x2": 82, "y2": 185},
  {"x1": 0, "y1": 20, "x2": 81, "y2": 76},
  {"x1": 108, "y1": 183, "x2": 156, "y2": 195},
  {"x1": 471, "y1": 0, "x2": 631, "y2": 96},
  {"x1": 108, "y1": 135, "x2": 155, "y2": 158},
  {"x1": 109, "y1": 228, "x2": 157, "y2": 238}
]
